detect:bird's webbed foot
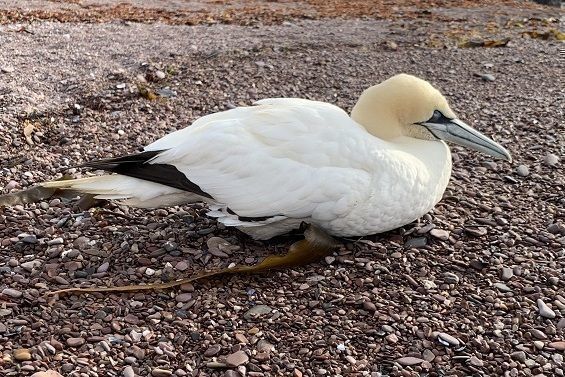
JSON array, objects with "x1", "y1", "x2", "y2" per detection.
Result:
[{"x1": 232, "y1": 223, "x2": 339, "y2": 272}]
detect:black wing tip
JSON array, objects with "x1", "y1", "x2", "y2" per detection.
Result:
[
  {"x1": 226, "y1": 207, "x2": 280, "y2": 222},
  {"x1": 78, "y1": 161, "x2": 118, "y2": 170},
  {"x1": 76, "y1": 150, "x2": 165, "y2": 170},
  {"x1": 74, "y1": 149, "x2": 214, "y2": 200}
]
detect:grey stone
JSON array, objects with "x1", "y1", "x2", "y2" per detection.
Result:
[
  {"x1": 151, "y1": 369, "x2": 172, "y2": 377},
  {"x1": 396, "y1": 357, "x2": 425, "y2": 366},
  {"x1": 21, "y1": 260, "x2": 42, "y2": 271},
  {"x1": 443, "y1": 272, "x2": 460, "y2": 284},
  {"x1": 2, "y1": 288, "x2": 23, "y2": 298},
  {"x1": 430, "y1": 228, "x2": 450, "y2": 240},
  {"x1": 362, "y1": 301, "x2": 376, "y2": 312},
  {"x1": 404, "y1": 237, "x2": 427, "y2": 248},
  {"x1": 516, "y1": 165, "x2": 530, "y2": 177},
  {"x1": 225, "y1": 350, "x2": 248, "y2": 367},
  {"x1": 537, "y1": 299, "x2": 556, "y2": 319},
  {"x1": 66, "y1": 337, "x2": 85, "y2": 347},
  {"x1": 244, "y1": 305, "x2": 272, "y2": 319},
  {"x1": 123, "y1": 366, "x2": 135, "y2": 377},
  {"x1": 544, "y1": 153, "x2": 559, "y2": 166},
  {"x1": 469, "y1": 356, "x2": 484, "y2": 367},
  {"x1": 501, "y1": 267, "x2": 513, "y2": 281},
  {"x1": 479, "y1": 73, "x2": 495, "y2": 81},
  {"x1": 511, "y1": 351, "x2": 527, "y2": 362},
  {"x1": 204, "y1": 345, "x2": 220, "y2": 357},
  {"x1": 494, "y1": 282, "x2": 512, "y2": 292},
  {"x1": 22, "y1": 235, "x2": 38, "y2": 244},
  {"x1": 531, "y1": 329, "x2": 547, "y2": 340},
  {"x1": 437, "y1": 332, "x2": 460, "y2": 347}
]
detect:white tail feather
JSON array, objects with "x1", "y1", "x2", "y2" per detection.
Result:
[{"x1": 42, "y1": 175, "x2": 205, "y2": 208}]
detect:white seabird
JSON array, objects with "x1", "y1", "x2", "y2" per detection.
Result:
[{"x1": 43, "y1": 74, "x2": 511, "y2": 240}]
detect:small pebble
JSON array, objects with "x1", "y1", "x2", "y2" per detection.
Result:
[
  {"x1": 235, "y1": 333, "x2": 248, "y2": 344},
  {"x1": 516, "y1": 165, "x2": 529, "y2": 177},
  {"x1": 437, "y1": 332, "x2": 460, "y2": 347},
  {"x1": 175, "y1": 293, "x2": 192, "y2": 303},
  {"x1": 1, "y1": 65, "x2": 15, "y2": 73},
  {"x1": 483, "y1": 161, "x2": 497, "y2": 170},
  {"x1": 533, "y1": 341, "x2": 545, "y2": 350},
  {"x1": 13, "y1": 348, "x2": 32, "y2": 361},
  {"x1": 430, "y1": 228, "x2": 450, "y2": 240},
  {"x1": 97, "y1": 262, "x2": 110, "y2": 273},
  {"x1": 405, "y1": 237, "x2": 427, "y2": 248},
  {"x1": 443, "y1": 272, "x2": 459, "y2": 284},
  {"x1": 549, "y1": 341, "x2": 565, "y2": 351},
  {"x1": 547, "y1": 223, "x2": 565, "y2": 235},
  {"x1": 537, "y1": 299, "x2": 556, "y2": 319},
  {"x1": 21, "y1": 260, "x2": 42, "y2": 271},
  {"x1": 204, "y1": 345, "x2": 220, "y2": 357},
  {"x1": 469, "y1": 356, "x2": 484, "y2": 367},
  {"x1": 544, "y1": 153, "x2": 559, "y2": 166},
  {"x1": 531, "y1": 329, "x2": 547, "y2": 340},
  {"x1": 151, "y1": 369, "x2": 172, "y2": 377},
  {"x1": 123, "y1": 366, "x2": 135, "y2": 377},
  {"x1": 386, "y1": 41, "x2": 398, "y2": 50},
  {"x1": 157, "y1": 88, "x2": 176, "y2": 98},
  {"x1": 67, "y1": 337, "x2": 85, "y2": 347},
  {"x1": 362, "y1": 301, "x2": 377, "y2": 312},
  {"x1": 207, "y1": 237, "x2": 238, "y2": 257},
  {"x1": 511, "y1": 351, "x2": 526, "y2": 362},
  {"x1": 31, "y1": 371, "x2": 64, "y2": 377},
  {"x1": 163, "y1": 241, "x2": 177, "y2": 252},
  {"x1": 494, "y1": 282, "x2": 512, "y2": 292},
  {"x1": 22, "y1": 235, "x2": 38, "y2": 244},
  {"x1": 243, "y1": 305, "x2": 271, "y2": 319},
  {"x1": 500, "y1": 267, "x2": 513, "y2": 281},
  {"x1": 422, "y1": 349, "x2": 435, "y2": 362},
  {"x1": 470, "y1": 259, "x2": 487, "y2": 270},
  {"x1": 396, "y1": 356, "x2": 425, "y2": 366},
  {"x1": 4, "y1": 180, "x2": 18, "y2": 190},
  {"x1": 524, "y1": 359, "x2": 536, "y2": 368},
  {"x1": 2, "y1": 288, "x2": 23, "y2": 298},
  {"x1": 225, "y1": 350, "x2": 249, "y2": 367},
  {"x1": 478, "y1": 73, "x2": 495, "y2": 81}
]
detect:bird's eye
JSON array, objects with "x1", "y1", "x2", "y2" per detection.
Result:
[{"x1": 427, "y1": 110, "x2": 450, "y2": 124}]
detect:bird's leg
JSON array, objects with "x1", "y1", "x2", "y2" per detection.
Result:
[
  {"x1": 47, "y1": 224, "x2": 338, "y2": 297},
  {"x1": 229, "y1": 223, "x2": 339, "y2": 273}
]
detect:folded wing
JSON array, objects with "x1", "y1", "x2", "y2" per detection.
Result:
[{"x1": 147, "y1": 99, "x2": 376, "y2": 224}]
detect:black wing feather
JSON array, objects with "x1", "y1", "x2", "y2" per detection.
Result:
[{"x1": 80, "y1": 150, "x2": 214, "y2": 199}]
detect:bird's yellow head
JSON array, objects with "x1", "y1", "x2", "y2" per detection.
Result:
[{"x1": 351, "y1": 74, "x2": 511, "y2": 161}]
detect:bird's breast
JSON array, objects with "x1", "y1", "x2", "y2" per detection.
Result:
[{"x1": 323, "y1": 139, "x2": 452, "y2": 237}]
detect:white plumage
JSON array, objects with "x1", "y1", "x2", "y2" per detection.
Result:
[{"x1": 42, "y1": 74, "x2": 511, "y2": 239}]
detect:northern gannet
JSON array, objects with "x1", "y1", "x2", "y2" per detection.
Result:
[{"x1": 42, "y1": 74, "x2": 511, "y2": 241}]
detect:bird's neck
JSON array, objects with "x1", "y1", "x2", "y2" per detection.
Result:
[{"x1": 350, "y1": 86, "x2": 403, "y2": 140}]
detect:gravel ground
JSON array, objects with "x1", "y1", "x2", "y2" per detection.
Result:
[{"x1": 1, "y1": 1, "x2": 564, "y2": 377}]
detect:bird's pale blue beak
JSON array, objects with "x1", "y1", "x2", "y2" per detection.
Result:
[{"x1": 421, "y1": 118, "x2": 512, "y2": 162}]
